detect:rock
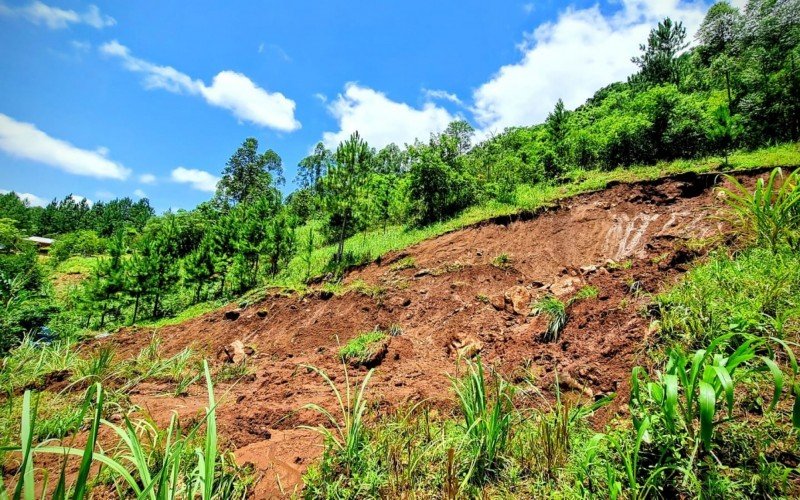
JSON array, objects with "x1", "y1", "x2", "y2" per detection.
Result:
[
  {"x1": 223, "y1": 310, "x2": 240, "y2": 321},
  {"x1": 579, "y1": 265, "x2": 598, "y2": 275},
  {"x1": 350, "y1": 339, "x2": 389, "y2": 368},
  {"x1": 218, "y1": 340, "x2": 255, "y2": 364},
  {"x1": 256, "y1": 310, "x2": 268, "y2": 318},
  {"x1": 506, "y1": 286, "x2": 533, "y2": 315},
  {"x1": 414, "y1": 268, "x2": 432, "y2": 277},
  {"x1": 457, "y1": 338, "x2": 483, "y2": 359},
  {"x1": 551, "y1": 277, "x2": 581, "y2": 297},
  {"x1": 490, "y1": 292, "x2": 506, "y2": 311}
]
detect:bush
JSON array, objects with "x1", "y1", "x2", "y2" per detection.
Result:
[{"x1": 48, "y1": 230, "x2": 106, "y2": 263}]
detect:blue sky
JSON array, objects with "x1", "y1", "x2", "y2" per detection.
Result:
[{"x1": 0, "y1": 0, "x2": 722, "y2": 212}]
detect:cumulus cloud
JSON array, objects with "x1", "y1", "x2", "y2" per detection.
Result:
[
  {"x1": 0, "y1": 189, "x2": 48, "y2": 207},
  {"x1": 322, "y1": 83, "x2": 456, "y2": 150},
  {"x1": 100, "y1": 41, "x2": 300, "y2": 131},
  {"x1": 471, "y1": 0, "x2": 708, "y2": 132},
  {"x1": 133, "y1": 188, "x2": 147, "y2": 198},
  {"x1": 0, "y1": 2, "x2": 115, "y2": 29},
  {"x1": 0, "y1": 113, "x2": 130, "y2": 180},
  {"x1": 170, "y1": 167, "x2": 219, "y2": 193},
  {"x1": 138, "y1": 173, "x2": 156, "y2": 184}
]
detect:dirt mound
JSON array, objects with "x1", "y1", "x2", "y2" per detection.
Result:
[{"x1": 91, "y1": 170, "x2": 762, "y2": 497}]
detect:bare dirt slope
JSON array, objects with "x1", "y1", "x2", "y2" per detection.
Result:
[{"x1": 95, "y1": 170, "x2": 759, "y2": 497}]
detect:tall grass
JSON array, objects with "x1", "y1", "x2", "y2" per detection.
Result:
[
  {"x1": 722, "y1": 167, "x2": 800, "y2": 251},
  {"x1": 451, "y1": 359, "x2": 514, "y2": 486},
  {"x1": 0, "y1": 360, "x2": 245, "y2": 499},
  {"x1": 302, "y1": 364, "x2": 374, "y2": 473},
  {"x1": 532, "y1": 295, "x2": 568, "y2": 342}
]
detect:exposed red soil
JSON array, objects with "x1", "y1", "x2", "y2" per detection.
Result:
[{"x1": 11, "y1": 169, "x2": 773, "y2": 498}]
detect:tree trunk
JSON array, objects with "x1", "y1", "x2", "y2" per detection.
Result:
[
  {"x1": 152, "y1": 294, "x2": 160, "y2": 318},
  {"x1": 336, "y1": 209, "x2": 349, "y2": 264},
  {"x1": 132, "y1": 294, "x2": 140, "y2": 325}
]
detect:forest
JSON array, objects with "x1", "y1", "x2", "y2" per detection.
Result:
[{"x1": 1, "y1": 1, "x2": 800, "y2": 498}]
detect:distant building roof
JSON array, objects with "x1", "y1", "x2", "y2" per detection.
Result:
[{"x1": 25, "y1": 236, "x2": 54, "y2": 245}]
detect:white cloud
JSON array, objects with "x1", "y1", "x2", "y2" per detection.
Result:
[
  {"x1": 100, "y1": 41, "x2": 301, "y2": 132},
  {"x1": 138, "y1": 173, "x2": 156, "y2": 184},
  {"x1": 0, "y1": 189, "x2": 48, "y2": 207},
  {"x1": 133, "y1": 188, "x2": 147, "y2": 198},
  {"x1": 423, "y1": 88, "x2": 464, "y2": 106},
  {"x1": 69, "y1": 194, "x2": 92, "y2": 207},
  {"x1": 0, "y1": 2, "x2": 114, "y2": 29},
  {"x1": 0, "y1": 113, "x2": 130, "y2": 180},
  {"x1": 322, "y1": 83, "x2": 456, "y2": 150},
  {"x1": 170, "y1": 167, "x2": 219, "y2": 193},
  {"x1": 471, "y1": 0, "x2": 708, "y2": 132},
  {"x1": 70, "y1": 40, "x2": 91, "y2": 52}
]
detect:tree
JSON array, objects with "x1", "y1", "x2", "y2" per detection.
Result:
[
  {"x1": 215, "y1": 138, "x2": 281, "y2": 206},
  {"x1": 631, "y1": 17, "x2": 689, "y2": 86},
  {"x1": 545, "y1": 99, "x2": 570, "y2": 176},
  {"x1": 325, "y1": 132, "x2": 372, "y2": 264},
  {"x1": 696, "y1": 2, "x2": 742, "y2": 63},
  {"x1": 297, "y1": 142, "x2": 333, "y2": 193},
  {"x1": 707, "y1": 105, "x2": 741, "y2": 167},
  {"x1": 182, "y1": 237, "x2": 215, "y2": 303}
]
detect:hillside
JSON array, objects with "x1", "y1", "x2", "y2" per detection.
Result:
[{"x1": 79, "y1": 169, "x2": 760, "y2": 496}]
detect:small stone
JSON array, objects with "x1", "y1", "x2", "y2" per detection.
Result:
[
  {"x1": 414, "y1": 269, "x2": 432, "y2": 277},
  {"x1": 490, "y1": 293, "x2": 506, "y2": 311}
]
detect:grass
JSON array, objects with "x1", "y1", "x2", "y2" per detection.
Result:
[
  {"x1": 0, "y1": 361, "x2": 250, "y2": 499},
  {"x1": 532, "y1": 296, "x2": 568, "y2": 342},
  {"x1": 339, "y1": 330, "x2": 387, "y2": 365}
]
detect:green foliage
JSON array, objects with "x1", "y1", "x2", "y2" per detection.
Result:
[
  {"x1": 532, "y1": 295, "x2": 568, "y2": 342},
  {"x1": 302, "y1": 365, "x2": 375, "y2": 480},
  {"x1": 48, "y1": 230, "x2": 106, "y2": 263},
  {"x1": 339, "y1": 330, "x2": 387, "y2": 365},
  {"x1": 722, "y1": 167, "x2": 800, "y2": 251},
  {"x1": 451, "y1": 359, "x2": 514, "y2": 485}
]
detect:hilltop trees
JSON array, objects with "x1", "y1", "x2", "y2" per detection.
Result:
[
  {"x1": 216, "y1": 138, "x2": 283, "y2": 206},
  {"x1": 631, "y1": 17, "x2": 689, "y2": 86},
  {"x1": 325, "y1": 132, "x2": 372, "y2": 265}
]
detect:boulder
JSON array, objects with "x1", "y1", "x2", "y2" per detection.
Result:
[
  {"x1": 506, "y1": 286, "x2": 533, "y2": 315},
  {"x1": 550, "y1": 277, "x2": 581, "y2": 297},
  {"x1": 218, "y1": 340, "x2": 255, "y2": 364},
  {"x1": 489, "y1": 292, "x2": 506, "y2": 311}
]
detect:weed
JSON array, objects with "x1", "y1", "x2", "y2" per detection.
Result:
[
  {"x1": 451, "y1": 358, "x2": 514, "y2": 486},
  {"x1": 722, "y1": 167, "x2": 800, "y2": 252},
  {"x1": 532, "y1": 295, "x2": 568, "y2": 342},
  {"x1": 491, "y1": 253, "x2": 512, "y2": 269},
  {"x1": 389, "y1": 256, "x2": 416, "y2": 271},
  {"x1": 302, "y1": 365, "x2": 374, "y2": 474},
  {"x1": 476, "y1": 294, "x2": 490, "y2": 304},
  {"x1": 339, "y1": 330, "x2": 387, "y2": 365},
  {"x1": 570, "y1": 285, "x2": 599, "y2": 303}
]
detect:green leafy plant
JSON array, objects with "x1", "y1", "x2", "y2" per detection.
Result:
[
  {"x1": 450, "y1": 358, "x2": 514, "y2": 486},
  {"x1": 631, "y1": 334, "x2": 798, "y2": 452},
  {"x1": 302, "y1": 365, "x2": 374, "y2": 473},
  {"x1": 532, "y1": 295, "x2": 568, "y2": 342},
  {"x1": 722, "y1": 167, "x2": 800, "y2": 251},
  {"x1": 491, "y1": 253, "x2": 511, "y2": 269}
]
